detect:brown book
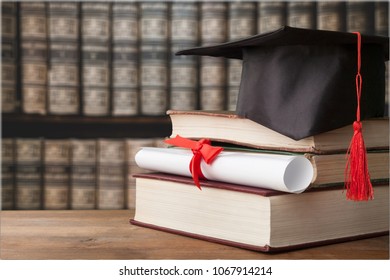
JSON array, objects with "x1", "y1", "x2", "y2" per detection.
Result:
[
  {"x1": 130, "y1": 173, "x2": 389, "y2": 253},
  {"x1": 167, "y1": 110, "x2": 389, "y2": 154}
]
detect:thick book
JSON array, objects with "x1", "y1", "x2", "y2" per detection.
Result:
[
  {"x1": 346, "y1": 1, "x2": 375, "y2": 35},
  {"x1": 81, "y1": 2, "x2": 111, "y2": 116},
  {"x1": 2, "y1": 139, "x2": 15, "y2": 210},
  {"x1": 70, "y1": 139, "x2": 97, "y2": 210},
  {"x1": 15, "y1": 138, "x2": 43, "y2": 210},
  {"x1": 227, "y1": 2, "x2": 256, "y2": 111},
  {"x1": 131, "y1": 173, "x2": 389, "y2": 252},
  {"x1": 48, "y1": 2, "x2": 80, "y2": 115},
  {"x1": 169, "y1": 2, "x2": 199, "y2": 111},
  {"x1": 199, "y1": 2, "x2": 227, "y2": 110},
  {"x1": 140, "y1": 2, "x2": 169, "y2": 116},
  {"x1": 43, "y1": 139, "x2": 71, "y2": 210},
  {"x1": 287, "y1": 1, "x2": 317, "y2": 29},
  {"x1": 112, "y1": 2, "x2": 139, "y2": 116},
  {"x1": 20, "y1": 2, "x2": 48, "y2": 115},
  {"x1": 257, "y1": 2, "x2": 287, "y2": 33},
  {"x1": 125, "y1": 138, "x2": 156, "y2": 209},
  {"x1": 97, "y1": 139, "x2": 126, "y2": 209},
  {"x1": 1, "y1": 2, "x2": 18, "y2": 113},
  {"x1": 167, "y1": 110, "x2": 389, "y2": 154},
  {"x1": 317, "y1": 1, "x2": 346, "y2": 32}
]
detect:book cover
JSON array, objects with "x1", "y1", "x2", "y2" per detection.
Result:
[
  {"x1": 131, "y1": 173, "x2": 389, "y2": 252},
  {"x1": 47, "y1": 2, "x2": 80, "y2": 115},
  {"x1": 287, "y1": 1, "x2": 317, "y2": 29},
  {"x1": 15, "y1": 138, "x2": 43, "y2": 210},
  {"x1": 1, "y1": 139, "x2": 15, "y2": 210},
  {"x1": 167, "y1": 110, "x2": 389, "y2": 154},
  {"x1": 140, "y1": 2, "x2": 169, "y2": 116},
  {"x1": 227, "y1": 2, "x2": 256, "y2": 111},
  {"x1": 112, "y1": 2, "x2": 139, "y2": 116},
  {"x1": 346, "y1": 1, "x2": 375, "y2": 35},
  {"x1": 125, "y1": 138, "x2": 156, "y2": 209},
  {"x1": 97, "y1": 139, "x2": 126, "y2": 209},
  {"x1": 43, "y1": 139, "x2": 71, "y2": 210},
  {"x1": 317, "y1": 1, "x2": 346, "y2": 32},
  {"x1": 258, "y1": 1, "x2": 287, "y2": 33},
  {"x1": 81, "y1": 2, "x2": 111, "y2": 116},
  {"x1": 20, "y1": 2, "x2": 48, "y2": 115},
  {"x1": 169, "y1": 2, "x2": 199, "y2": 111},
  {"x1": 199, "y1": 2, "x2": 227, "y2": 111},
  {"x1": 70, "y1": 139, "x2": 97, "y2": 210},
  {"x1": 1, "y1": 1, "x2": 18, "y2": 113}
]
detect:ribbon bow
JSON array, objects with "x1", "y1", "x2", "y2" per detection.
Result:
[{"x1": 164, "y1": 135, "x2": 223, "y2": 189}]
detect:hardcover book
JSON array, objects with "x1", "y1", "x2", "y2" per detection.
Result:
[
  {"x1": 15, "y1": 138, "x2": 43, "y2": 210},
  {"x1": 131, "y1": 173, "x2": 389, "y2": 252},
  {"x1": 287, "y1": 1, "x2": 317, "y2": 29},
  {"x1": 140, "y1": 2, "x2": 169, "y2": 116},
  {"x1": 112, "y1": 2, "x2": 139, "y2": 116},
  {"x1": 257, "y1": 1, "x2": 287, "y2": 33},
  {"x1": 70, "y1": 139, "x2": 97, "y2": 210},
  {"x1": 20, "y1": 2, "x2": 48, "y2": 115},
  {"x1": 81, "y1": 2, "x2": 111, "y2": 116},
  {"x1": 2, "y1": 139, "x2": 15, "y2": 210},
  {"x1": 1, "y1": 1, "x2": 18, "y2": 113},
  {"x1": 97, "y1": 139, "x2": 126, "y2": 209},
  {"x1": 125, "y1": 138, "x2": 156, "y2": 209},
  {"x1": 199, "y1": 2, "x2": 227, "y2": 110},
  {"x1": 48, "y1": 2, "x2": 80, "y2": 115},
  {"x1": 346, "y1": 1, "x2": 375, "y2": 35},
  {"x1": 169, "y1": 2, "x2": 199, "y2": 111},
  {"x1": 43, "y1": 139, "x2": 71, "y2": 210},
  {"x1": 317, "y1": 1, "x2": 346, "y2": 32},
  {"x1": 167, "y1": 110, "x2": 389, "y2": 154},
  {"x1": 227, "y1": 2, "x2": 256, "y2": 110}
]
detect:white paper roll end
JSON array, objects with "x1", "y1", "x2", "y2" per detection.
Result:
[{"x1": 283, "y1": 157, "x2": 314, "y2": 193}]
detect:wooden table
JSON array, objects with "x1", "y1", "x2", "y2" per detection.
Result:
[{"x1": 1, "y1": 210, "x2": 388, "y2": 260}]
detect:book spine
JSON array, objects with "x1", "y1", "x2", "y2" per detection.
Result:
[
  {"x1": 140, "y1": 2, "x2": 169, "y2": 116},
  {"x1": 20, "y1": 2, "x2": 48, "y2": 115},
  {"x1": 375, "y1": 1, "x2": 389, "y2": 37},
  {"x1": 169, "y1": 2, "x2": 199, "y2": 111},
  {"x1": 1, "y1": 2, "x2": 18, "y2": 113},
  {"x1": 317, "y1": 1, "x2": 346, "y2": 32},
  {"x1": 48, "y1": 2, "x2": 80, "y2": 115},
  {"x1": 227, "y1": 2, "x2": 256, "y2": 111},
  {"x1": 287, "y1": 1, "x2": 317, "y2": 29},
  {"x1": 200, "y1": 2, "x2": 227, "y2": 111},
  {"x1": 125, "y1": 138, "x2": 156, "y2": 209},
  {"x1": 97, "y1": 139, "x2": 126, "y2": 209},
  {"x1": 81, "y1": 2, "x2": 111, "y2": 116},
  {"x1": 2, "y1": 139, "x2": 15, "y2": 210},
  {"x1": 70, "y1": 139, "x2": 97, "y2": 209},
  {"x1": 15, "y1": 138, "x2": 43, "y2": 210},
  {"x1": 112, "y1": 2, "x2": 139, "y2": 116},
  {"x1": 258, "y1": 2, "x2": 287, "y2": 33},
  {"x1": 43, "y1": 139, "x2": 70, "y2": 210},
  {"x1": 346, "y1": 1, "x2": 375, "y2": 34}
]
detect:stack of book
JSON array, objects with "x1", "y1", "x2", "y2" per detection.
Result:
[{"x1": 131, "y1": 110, "x2": 389, "y2": 252}]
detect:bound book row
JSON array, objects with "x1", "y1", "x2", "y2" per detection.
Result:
[
  {"x1": 2, "y1": 1, "x2": 388, "y2": 116},
  {"x1": 130, "y1": 110, "x2": 389, "y2": 252},
  {"x1": 1, "y1": 137, "x2": 164, "y2": 210}
]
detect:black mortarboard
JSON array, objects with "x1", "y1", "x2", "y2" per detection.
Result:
[{"x1": 176, "y1": 26, "x2": 389, "y2": 141}]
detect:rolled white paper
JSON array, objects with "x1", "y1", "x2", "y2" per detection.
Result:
[{"x1": 135, "y1": 147, "x2": 314, "y2": 193}]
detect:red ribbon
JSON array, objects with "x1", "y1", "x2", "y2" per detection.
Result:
[
  {"x1": 344, "y1": 32, "x2": 373, "y2": 201},
  {"x1": 164, "y1": 135, "x2": 223, "y2": 190}
]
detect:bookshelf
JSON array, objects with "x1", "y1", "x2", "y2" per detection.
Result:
[{"x1": 2, "y1": 114, "x2": 171, "y2": 139}]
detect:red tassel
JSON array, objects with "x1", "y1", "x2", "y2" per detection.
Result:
[
  {"x1": 345, "y1": 121, "x2": 373, "y2": 200},
  {"x1": 344, "y1": 32, "x2": 373, "y2": 201}
]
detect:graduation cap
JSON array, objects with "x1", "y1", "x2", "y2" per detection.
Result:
[{"x1": 176, "y1": 26, "x2": 389, "y2": 201}]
